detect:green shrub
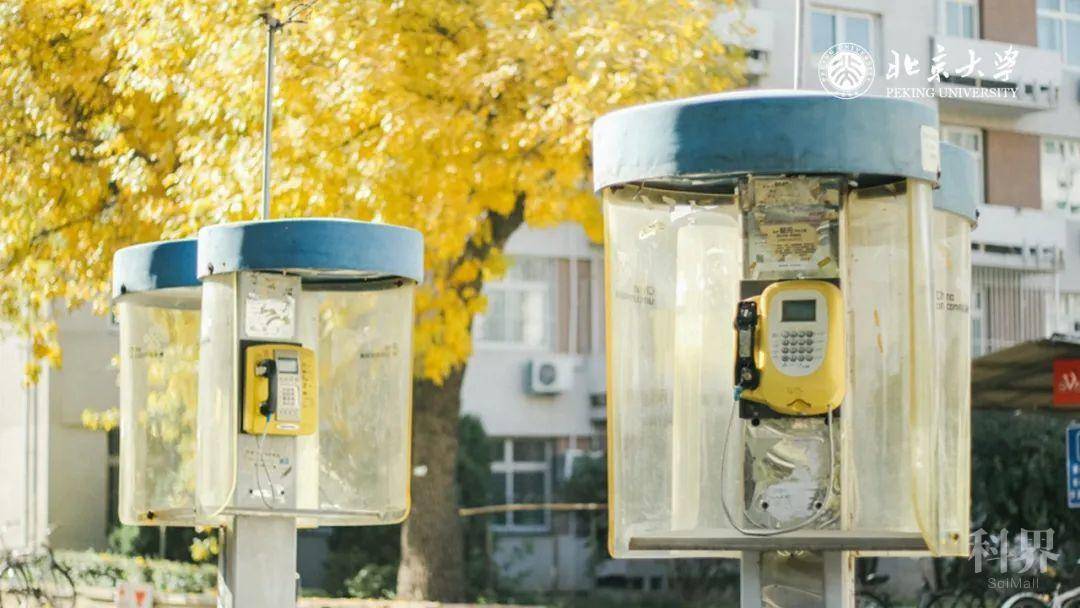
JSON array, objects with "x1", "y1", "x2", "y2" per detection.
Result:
[
  {"x1": 56, "y1": 551, "x2": 216, "y2": 594},
  {"x1": 321, "y1": 414, "x2": 493, "y2": 598},
  {"x1": 344, "y1": 563, "x2": 397, "y2": 599},
  {"x1": 924, "y1": 409, "x2": 1080, "y2": 591},
  {"x1": 458, "y1": 414, "x2": 494, "y2": 599}
]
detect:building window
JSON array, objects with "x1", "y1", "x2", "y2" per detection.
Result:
[
  {"x1": 1041, "y1": 137, "x2": 1080, "y2": 214},
  {"x1": 1039, "y1": 0, "x2": 1080, "y2": 67},
  {"x1": 941, "y1": 125, "x2": 985, "y2": 203},
  {"x1": 475, "y1": 257, "x2": 555, "y2": 349},
  {"x1": 1061, "y1": 294, "x2": 1080, "y2": 334},
  {"x1": 811, "y1": 8, "x2": 876, "y2": 55},
  {"x1": 490, "y1": 438, "x2": 553, "y2": 532},
  {"x1": 943, "y1": 0, "x2": 979, "y2": 38},
  {"x1": 475, "y1": 256, "x2": 595, "y2": 353}
]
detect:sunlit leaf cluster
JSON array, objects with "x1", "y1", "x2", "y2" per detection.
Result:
[{"x1": 1, "y1": 0, "x2": 742, "y2": 383}]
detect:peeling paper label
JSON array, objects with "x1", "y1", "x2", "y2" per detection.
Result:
[
  {"x1": 242, "y1": 273, "x2": 298, "y2": 340},
  {"x1": 764, "y1": 223, "x2": 819, "y2": 261}
]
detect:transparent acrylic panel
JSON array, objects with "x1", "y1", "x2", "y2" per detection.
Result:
[
  {"x1": 195, "y1": 273, "x2": 238, "y2": 523},
  {"x1": 840, "y1": 179, "x2": 935, "y2": 550},
  {"x1": 117, "y1": 290, "x2": 200, "y2": 525},
  {"x1": 907, "y1": 180, "x2": 940, "y2": 555},
  {"x1": 931, "y1": 212, "x2": 972, "y2": 556},
  {"x1": 604, "y1": 187, "x2": 742, "y2": 558},
  {"x1": 303, "y1": 284, "x2": 414, "y2": 524}
]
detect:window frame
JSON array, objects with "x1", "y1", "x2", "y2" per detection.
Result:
[
  {"x1": 489, "y1": 438, "x2": 554, "y2": 533},
  {"x1": 473, "y1": 255, "x2": 598, "y2": 354},
  {"x1": 942, "y1": 0, "x2": 980, "y2": 39},
  {"x1": 1038, "y1": 0, "x2": 1080, "y2": 68},
  {"x1": 1040, "y1": 136, "x2": 1080, "y2": 214},
  {"x1": 474, "y1": 257, "x2": 555, "y2": 351},
  {"x1": 809, "y1": 6, "x2": 877, "y2": 56}
]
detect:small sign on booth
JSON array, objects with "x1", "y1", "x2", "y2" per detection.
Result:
[
  {"x1": 1053, "y1": 359, "x2": 1080, "y2": 408},
  {"x1": 115, "y1": 582, "x2": 153, "y2": 608}
]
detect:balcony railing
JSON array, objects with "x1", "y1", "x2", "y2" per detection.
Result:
[
  {"x1": 932, "y1": 35, "x2": 1062, "y2": 112},
  {"x1": 969, "y1": 205, "x2": 1069, "y2": 355},
  {"x1": 971, "y1": 266, "x2": 1061, "y2": 356}
]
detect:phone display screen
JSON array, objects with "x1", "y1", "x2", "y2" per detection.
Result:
[
  {"x1": 277, "y1": 357, "x2": 299, "y2": 374},
  {"x1": 782, "y1": 299, "x2": 816, "y2": 322}
]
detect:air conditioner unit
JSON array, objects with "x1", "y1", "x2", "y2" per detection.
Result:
[{"x1": 526, "y1": 356, "x2": 574, "y2": 395}]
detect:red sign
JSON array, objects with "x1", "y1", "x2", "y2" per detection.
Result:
[
  {"x1": 115, "y1": 582, "x2": 153, "y2": 608},
  {"x1": 1053, "y1": 359, "x2": 1080, "y2": 408}
]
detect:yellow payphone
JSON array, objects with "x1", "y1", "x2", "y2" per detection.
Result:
[
  {"x1": 735, "y1": 280, "x2": 846, "y2": 416},
  {"x1": 242, "y1": 343, "x2": 318, "y2": 435}
]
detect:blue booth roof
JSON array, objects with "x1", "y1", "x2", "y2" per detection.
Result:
[
  {"x1": 112, "y1": 238, "x2": 199, "y2": 300},
  {"x1": 196, "y1": 218, "x2": 424, "y2": 284},
  {"x1": 935, "y1": 143, "x2": 979, "y2": 224},
  {"x1": 592, "y1": 90, "x2": 941, "y2": 192}
]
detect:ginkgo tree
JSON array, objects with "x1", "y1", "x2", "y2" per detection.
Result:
[{"x1": 0, "y1": 0, "x2": 742, "y2": 599}]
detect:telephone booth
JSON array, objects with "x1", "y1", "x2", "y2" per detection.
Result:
[
  {"x1": 113, "y1": 238, "x2": 201, "y2": 525},
  {"x1": 928, "y1": 142, "x2": 979, "y2": 554},
  {"x1": 194, "y1": 219, "x2": 423, "y2": 525},
  {"x1": 593, "y1": 91, "x2": 973, "y2": 558}
]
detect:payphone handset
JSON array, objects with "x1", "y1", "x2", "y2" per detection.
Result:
[
  {"x1": 242, "y1": 343, "x2": 317, "y2": 435},
  {"x1": 735, "y1": 280, "x2": 846, "y2": 416}
]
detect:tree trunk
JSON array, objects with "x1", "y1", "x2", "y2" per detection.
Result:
[
  {"x1": 396, "y1": 199, "x2": 524, "y2": 601},
  {"x1": 396, "y1": 368, "x2": 468, "y2": 601}
]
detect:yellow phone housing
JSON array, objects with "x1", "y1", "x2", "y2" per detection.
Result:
[
  {"x1": 740, "y1": 280, "x2": 846, "y2": 416},
  {"x1": 242, "y1": 343, "x2": 318, "y2": 435}
]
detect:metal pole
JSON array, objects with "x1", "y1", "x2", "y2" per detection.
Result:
[
  {"x1": 793, "y1": 0, "x2": 804, "y2": 89},
  {"x1": 219, "y1": 515, "x2": 298, "y2": 608},
  {"x1": 261, "y1": 16, "x2": 281, "y2": 221},
  {"x1": 215, "y1": 17, "x2": 301, "y2": 608},
  {"x1": 740, "y1": 550, "x2": 854, "y2": 607}
]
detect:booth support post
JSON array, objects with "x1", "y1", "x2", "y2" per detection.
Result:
[
  {"x1": 740, "y1": 550, "x2": 855, "y2": 607},
  {"x1": 219, "y1": 516, "x2": 298, "y2": 608}
]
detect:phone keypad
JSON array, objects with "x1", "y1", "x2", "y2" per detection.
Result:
[
  {"x1": 770, "y1": 329, "x2": 825, "y2": 374},
  {"x1": 277, "y1": 380, "x2": 301, "y2": 422}
]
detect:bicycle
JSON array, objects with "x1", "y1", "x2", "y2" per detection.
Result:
[
  {"x1": 856, "y1": 572, "x2": 893, "y2": 607},
  {"x1": 855, "y1": 558, "x2": 893, "y2": 608},
  {"x1": 0, "y1": 528, "x2": 77, "y2": 608},
  {"x1": 918, "y1": 586, "x2": 997, "y2": 607},
  {"x1": 1000, "y1": 582, "x2": 1080, "y2": 608},
  {"x1": 916, "y1": 562, "x2": 998, "y2": 608}
]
